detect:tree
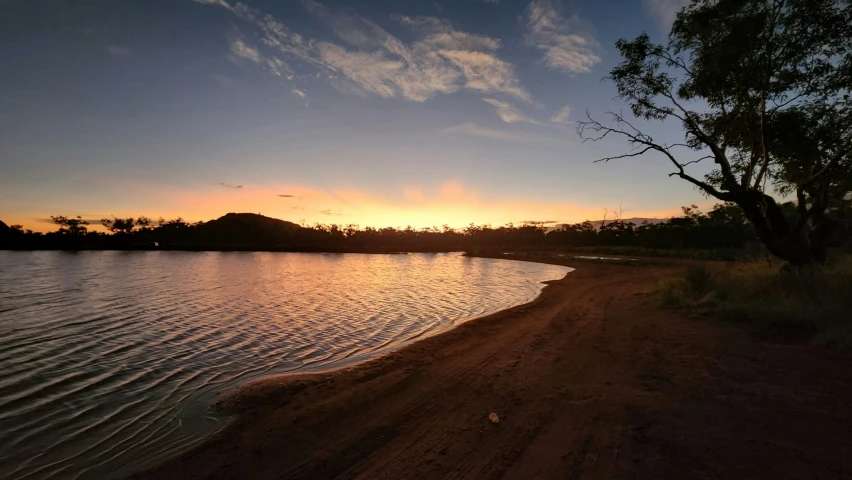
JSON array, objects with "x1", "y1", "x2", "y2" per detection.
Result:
[
  {"x1": 51, "y1": 215, "x2": 89, "y2": 236},
  {"x1": 136, "y1": 216, "x2": 152, "y2": 229},
  {"x1": 100, "y1": 217, "x2": 136, "y2": 234},
  {"x1": 579, "y1": 0, "x2": 851, "y2": 266}
]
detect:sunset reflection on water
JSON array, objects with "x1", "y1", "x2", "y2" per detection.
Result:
[{"x1": 0, "y1": 251, "x2": 570, "y2": 480}]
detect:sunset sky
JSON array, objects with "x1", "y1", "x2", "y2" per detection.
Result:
[{"x1": 0, "y1": 0, "x2": 709, "y2": 232}]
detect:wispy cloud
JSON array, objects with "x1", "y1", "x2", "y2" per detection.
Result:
[
  {"x1": 230, "y1": 38, "x2": 262, "y2": 63},
  {"x1": 219, "y1": 182, "x2": 243, "y2": 189},
  {"x1": 105, "y1": 45, "x2": 131, "y2": 57},
  {"x1": 291, "y1": 87, "x2": 307, "y2": 99},
  {"x1": 437, "y1": 50, "x2": 531, "y2": 102},
  {"x1": 643, "y1": 0, "x2": 689, "y2": 30},
  {"x1": 441, "y1": 122, "x2": 536, "y2": 141},
  {"x1": 525, "y1": 0, "x2": 600, "y2": 74},
  {"x1": 482, "y1": 98, "x2": 542, "y2": 124},
  {"x1": 195, "y1": 1, "x2": 532, "y2": 103},
  {"x1": 277, "y1": 194, "x2": 294, "y2": 198},
  {"x1": 320, "y1": 209, "x2": 342, "y2": 215},
  {"x1": 551, "y1": 104, "x2": 571, "y2": 122},
  {"x1": 192, "y1": 0, "x2": 233, "y2": 11}
]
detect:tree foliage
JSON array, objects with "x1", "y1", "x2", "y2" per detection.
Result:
[
  {"x1": 51, "y1": 216, "x2": 89, "y2": 236},
  {"x1": 579, "y1": 0, "x2": 851, "y2": 266}
]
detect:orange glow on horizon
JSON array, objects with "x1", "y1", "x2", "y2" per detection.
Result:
[{"x1": 3, "y1": 181, "x2": 700, "y2": 233}]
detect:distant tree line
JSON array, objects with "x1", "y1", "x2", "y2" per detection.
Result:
[{"x1": 1, "y1": 203, "x2": 850, "y2": 257}]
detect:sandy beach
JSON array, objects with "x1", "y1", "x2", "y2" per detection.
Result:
[{"x1": 136, "y1": 256, "x2": 852, "y2": 479}]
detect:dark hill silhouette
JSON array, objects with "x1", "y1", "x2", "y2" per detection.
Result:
[
  {"x1": 0, "y1": 220, "x2": 10, "y2": 239},
  {"x1": 178, "y1": 213, "x2": 324, "y2": 249},
  {"x1": 195, "y1": 213, "x2": 305, "y2": 245}
]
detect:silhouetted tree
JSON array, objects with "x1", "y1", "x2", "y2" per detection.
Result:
[
  {"x1": 100, "y1": 217, "x2": 136, "y2": 234},
  {"x1": 136, "y1": 216, "x2": 152, "y2": 229},
  {"x1": 51, "y1": 216, "x2": 89, "y2": 236},
  {"x1": 579, "y1": 0, "x2": 851, "y2": 266}
]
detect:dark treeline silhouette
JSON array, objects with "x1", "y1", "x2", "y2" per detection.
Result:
[{"x1": 2, "y1": 203, "x2": 850, "y2": 256}]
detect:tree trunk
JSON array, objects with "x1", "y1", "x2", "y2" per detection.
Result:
[{"x1": 734, "y1": 192, "x2": 825, "y2": 268}]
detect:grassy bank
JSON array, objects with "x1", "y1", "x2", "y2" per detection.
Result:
[{"x1": 657, "y1": 256, "x2": 852, "y2": 346}]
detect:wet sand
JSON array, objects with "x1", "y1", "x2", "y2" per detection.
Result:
[{"x1": 137, "y1": 256, "x2": 852, "y2": 479}]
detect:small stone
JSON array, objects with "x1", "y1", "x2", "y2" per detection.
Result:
[{"x1": 488, "y1": 412, "x2": 500, "y2": 424}]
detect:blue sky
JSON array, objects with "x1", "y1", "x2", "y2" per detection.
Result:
[{"x1": 0, "y1": 0, "x2": 706, "y2": 231}]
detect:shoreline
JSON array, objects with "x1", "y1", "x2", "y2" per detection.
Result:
[{"x1": 135, "y1": 255, "x2": 852, "y2": 480}]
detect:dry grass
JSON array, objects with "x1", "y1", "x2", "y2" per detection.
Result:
[{"x1": 657, "y1": 256, "x2": 852, "y2": 346}]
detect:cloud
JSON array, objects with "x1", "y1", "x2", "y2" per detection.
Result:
[
  {"x1": 219, "y1": 182, "x2": 243, "y2": 189},
  {"x1": 643, "y1": 0, "x2": 689, "y2": 30},
  {"x1": 230, "y1": 38, "x2": 262, "y2": 63},
  {"x1": 396, "y1": 16, "x2": 501, "y2": 51},
  {"x1": 551, "y1": 104, "x2": 571, "y2": 122},
  {"x1": 525, "y1": 0, "x2": 601, "y2": 74},
  {"x1": 482, "y1": 98, "x2": 542, "y2": 124},
  {"x1": 320, "y1": 209, "x2": 342, "y2": 215},
  {"x1": 264, "y1": 56, "x2": 290, "y2": 77},
  {"x1": 440, "y1": 122, "x2": 537, "y2": 141},
  {"x1": 277, "y1": 194, "x2": 294, "y2": 198},
  {"x1": 291, "y1": 88, "x2": 307, "y2": 99},
  {"x1": 195, "y1": 0, "x2": 532, "y2": 103},
  {"x1": 105, "y1": 45, "x2": 131, "y2": 57},
  {"x1": 437, "y1": 50, "x2": 531, "y2": 102},
  {"x1": 193, "y1": 0, "x2": 232, "y2": 8}
]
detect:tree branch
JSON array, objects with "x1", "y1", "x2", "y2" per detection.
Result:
[
  {"x1": 800, "y1": 145, "x2": 852, "y2": 188},
  {"x1": 579, "y1": 112, "x2": 737, "y2": 203},
  {"x1": 658, "y1": 90, "x2": 737, "y2": 187},
  {"x1": 753, "y1": 89, "x2": 771, "y2": 189}
]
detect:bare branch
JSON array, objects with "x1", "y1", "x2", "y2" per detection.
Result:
[
  {"x1": 592, "y1": 146, "x2": 655, "y2": 163},
  {"x1": 680, "y1": 155, "x2": 714, "y2": 167},
  {"x1": 579, "y1": 112, "x2": 737, "y2": 203},
  {"x1": 664, "y1": 143, "x2": 693, "y2": 150},
  {"x1": 668, "y1": 172, "x2": 737, "y2": 201}
]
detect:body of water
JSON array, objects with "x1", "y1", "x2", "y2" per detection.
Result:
[{"x1": 0, "y1": 251, "x2": 570, "y2": 479}]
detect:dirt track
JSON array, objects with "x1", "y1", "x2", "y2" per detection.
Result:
[{"x1": 138, "y1": 257, "x2": 852, "y2": 479}]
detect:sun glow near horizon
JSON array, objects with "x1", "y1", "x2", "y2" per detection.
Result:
[{"x1": 4, "y1": 180, "x2": 689, "y2": 233}]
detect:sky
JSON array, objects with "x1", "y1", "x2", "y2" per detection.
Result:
[{"x1": 0, "y1": 0, "x2": 709, "y2": 232}]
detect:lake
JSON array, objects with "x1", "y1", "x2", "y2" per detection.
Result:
[{"x1": 0, "y1": 251, "x2": 571, "y2": 479}]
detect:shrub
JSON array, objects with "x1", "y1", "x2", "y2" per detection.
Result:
[{"x1": 657, "y1": 257, "x2": 852, "y2": 345}]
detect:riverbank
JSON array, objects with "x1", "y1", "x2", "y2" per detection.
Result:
[{"x1": 137, "y1": 256, "x2": 852, "y2": 479}]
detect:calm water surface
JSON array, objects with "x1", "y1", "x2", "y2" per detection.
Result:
[{"x1": 0, "y1": 251, "x2": 571, "y2": 479}]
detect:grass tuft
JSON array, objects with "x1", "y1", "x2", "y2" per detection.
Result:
[{"x1": 657, "y1": 256, "x2": 852, "y2": 346}]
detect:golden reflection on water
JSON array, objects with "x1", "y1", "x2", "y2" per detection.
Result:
[{"x1": 0, "y1": 251, "x2": 571, "y2": 479}]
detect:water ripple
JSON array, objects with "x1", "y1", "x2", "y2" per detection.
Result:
[{"x1": 0, "y1": 251, "x2": 571, "y2": 479}]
